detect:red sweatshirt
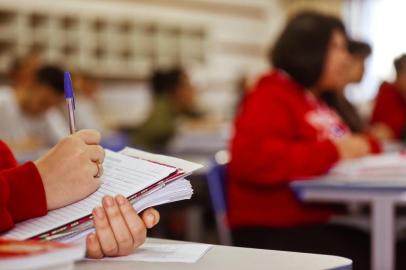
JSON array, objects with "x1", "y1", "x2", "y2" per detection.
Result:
[
  {"x1": 0, "y1": 141, "x2": 47, "y2": 232},
  {"x1": 228, "y1": 70, "x2": 379, "y2": 229},
  {"x1": 371, "y1": 82, "x2": 406, "y2": 140}
]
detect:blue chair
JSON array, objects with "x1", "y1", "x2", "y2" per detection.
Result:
[{"x1": 207, "y1": 162, "x2": 232, "y2": 245}]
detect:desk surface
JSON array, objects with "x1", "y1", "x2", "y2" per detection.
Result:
[
  {"x1": 292, "y1": 174, "x2": 406, "y2": 193},
  {"x1": 75, "y1": 238, "x2": 352, "y2": 270}
]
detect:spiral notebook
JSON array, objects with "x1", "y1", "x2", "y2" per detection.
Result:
[{"x1": 1, "y1": 148, "x2": 202, "y2": 241}]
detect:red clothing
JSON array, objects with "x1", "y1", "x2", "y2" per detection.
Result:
[
  {"x1": 228, "y1": 71, "x2": 377, "y2": 229},
  {"x1": 371, "y1": 82, "x2": 406, "y2": 139},
  {"x1": 0, "y1": 141, "x2": 47, "y2": 233}
]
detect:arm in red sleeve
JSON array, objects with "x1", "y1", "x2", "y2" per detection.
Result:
[
  {"x1": 371, "y1": 85, "x2": 406, "y2": 139},
  {"x1": 364, "y1": 133, "x2": 382, "y2": 154},
  {"x1": 230, "y1": 90, "x2": 339, "y2": 186},
  {"x1": 231, "y1": 134, "x2": 339, "y2": 186},
  {"x1": 0, "y1": 162, "x2": 47, "y2": 232}
]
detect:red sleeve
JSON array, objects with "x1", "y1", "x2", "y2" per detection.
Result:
[
  {"x1": 364, "y1": 133, "x2": 382, "y2": 154},
  {"x1": 371, "y1": 85, "x2": 406, "y2": 139},
  {"x1": 0, "y1": 162, "x2": 47, "y2": 233},
  {"x1": 0, "y1": 141, "x2": 18, "y2": 170},
  {"x1": 230, "y1": 87, "x2": 339, "y2": 186}
]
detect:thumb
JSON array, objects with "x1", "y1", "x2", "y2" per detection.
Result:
[{"x1": 141, "y1": 208, "x2": 160, "y2": 228}]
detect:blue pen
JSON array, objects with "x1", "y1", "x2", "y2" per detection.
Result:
[{"x1": 64, "y1": 71, "x2": 76, "y2": 134}]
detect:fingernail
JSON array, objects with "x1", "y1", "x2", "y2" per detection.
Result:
[
  {"x1": 116, "y1": 195, "x2": 126, "y2": 206},
  {"x1": 94, "y1": 207, "x2": 104, "y2": 219},
  {"x1": 148, "y1": 213, "x2": 155, "y2": 225},
  {"x1": 104, "y1": 196, "x2": 114, "y2": 207}
]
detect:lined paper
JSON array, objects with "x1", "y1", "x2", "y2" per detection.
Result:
[
  {"x1": 121, "y1": 147, "x2": 203, "y2": 174},
  {"x1": 55, "y1": 178, "x2": 193, "y2": 243},
  {"x1": 2, "y1": 150, "x2": 176, "y2": 240}
]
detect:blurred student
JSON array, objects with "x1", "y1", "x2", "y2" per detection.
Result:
[
  {"x1": 228, "y1": 12, "x2": 380, "y2": 269},
  {"x1": 132, "y1": 68, "x2": 200, "y2": 152},
  {"x1": 321, "y1": 40, "x2": 371, "y2": 133},
  {"x1": 71, "y1": 72, "x2": 129, "y2": 151},
  {"x1": 0, "y1": 65, "x2": 69, "y2": 154},
  {"x1": 72, "y1": 71, "x2": 105, "y2": 132},
  {"x1": 371, "y1": 54, "x2": 406, "y2": 141},
  {"x1": 8, "y1": 50, "x2": 42, "y2": 90},
  {"x1": 0, "y1": 129, "x2": 160, "y2": 258}
]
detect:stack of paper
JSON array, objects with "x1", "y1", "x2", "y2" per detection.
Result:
[
  {"x1": 330, "y1": 152, "x2": 406, "y2": 177},
  {"x1": 1, "y1": 148, "x2": 202, "y2": 241}
]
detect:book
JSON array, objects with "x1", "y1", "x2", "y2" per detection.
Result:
[
  {"x1": 1, "y1": 147, "x2": 202, "y2": 241},
  {"x1": 0, "y1": 239, "x2": 85, "y2": 270}
]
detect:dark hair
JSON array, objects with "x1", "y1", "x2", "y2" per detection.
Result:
[
  {"x1": 394, "y1": 54, "x2": 406, "y2": 75},
  {"x1": 271, "y1": 12, "x2": 347, "y2": 88},
  {"x1": 150, "y1": 68, "x2": 183, "y2": 96},
  {"x1": 348, "y1": 40, "x2": 372, "y2": 57},
  {"x1": 34, "y1": 65, "x2": 65, "y2": 95},
  {"x1": 321, "y1": 92, "x2": 365, "y2": 133}
]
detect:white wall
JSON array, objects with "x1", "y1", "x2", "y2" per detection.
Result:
[{"x1": 0, "y1": 0, "x2": 285, "y2": 124}]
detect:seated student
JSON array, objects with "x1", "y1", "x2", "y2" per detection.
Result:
[
  {"x1": 72, "y1": 71, "x2": 105, "y2": 132},
  {"x1": 321, "y1": 40, "x2": 372, "y2": 133},
  {"x1": 0, "y1": 65, "x2": 69, "y2": 155},
  {"x1": 0, "y1": 129, "x2": 160, "y2": 258},
  {"x1": 131, "y1": 68, "x2": 200, "y2": 152},
  {"x1": 72, "y1": 71, "x2": 129, "y2": 151},
  {"x1": 228, "y1": 12, "x2": 380, "y2": 270},
  {"x1": 371, "y1": 54, "x2": 406, "y2": 141},
  {"x1": 7, "y1": 50, "x2": 42, "y2": 90}
]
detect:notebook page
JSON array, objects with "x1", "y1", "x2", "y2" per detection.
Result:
[
  {"x1": 2, "y1": 150, "x2": 176, "y2": 240},
  {"x1": 54, "y1": 179, "x2": 193, "y2": 243},
  {"x1": 121, "y1": 147, "x2": 203, "y2": 174}
]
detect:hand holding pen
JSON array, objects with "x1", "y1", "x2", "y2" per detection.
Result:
[{"x1": 64, "y1": 72, "x2": 103, "y2": 178}]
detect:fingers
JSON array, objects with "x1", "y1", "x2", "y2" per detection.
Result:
[
  {"x1": 141, "y1": 208, "x2": 160, "y2": 229},
  {"x1": 75, "y1": 129, "x2": 101, "y2": 145},
  {"x1": 92, "y1": 206, "x2": 119, "y2": 256},
  {"x1": 115, "y1": 195, "x2": 147, "y2": 249},
  {"x1": 86, "y1": 233, "x2": 103, "y2": 259},
  {"x1": 102, "y1": 196, "x2": 134, "y2": 256},
  {"x1": 86, "y1": 145, "x2": 105, "y2": 163},
  {"x1": 92, "y1": 195, "x2": 152, "y2": 257}
]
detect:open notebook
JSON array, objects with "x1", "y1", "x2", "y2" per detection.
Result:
[{"x1": 1, "y1": 148, "x2": 202, "y2": 241}]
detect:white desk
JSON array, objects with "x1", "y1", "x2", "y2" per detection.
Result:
[
  {"x1": 292, "y1": 176, "x2": 406, "y2": 270},
  {"x1": 75, "y1": 238, "x2": 352, "y2": 270}
]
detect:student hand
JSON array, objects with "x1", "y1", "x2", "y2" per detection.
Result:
[
  {"x1": 86, "y1": 195, "x2": 160, "y2": 258},
  {"x1": 335, "y1": 135, "x2": 371, "y2": 160},
  {"x1": 369, "y1": 123, "x2": 394, "y2": 141},
  {"x1": 34, "y1": 129, "x2": 105, "y2": 210}
]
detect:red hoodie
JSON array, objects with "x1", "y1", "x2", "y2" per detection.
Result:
[
  {"x1": 371, "y1": 81, "x2": 406, "y2": 140},
  {"x1": 0, "y1": 141, "x2": 47, "y2": 232},
  {"x1": 228, "y1": 70, "x2": 379, "y2": 229}
]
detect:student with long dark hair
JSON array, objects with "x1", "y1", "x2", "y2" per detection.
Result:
[
  {"x1": 321, "y1": 40, "x2": 372, "y2": 133},
  {"x1": 228, "y1": 12, "x2": 380, "y2": 269}
]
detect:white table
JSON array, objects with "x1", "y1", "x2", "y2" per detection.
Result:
[
  {"x1": 75, "y1": 238, "x2": 352, "y2": 270},
  {"x1": 292, "y1": 175, "x2": 406, "y2": 270}
]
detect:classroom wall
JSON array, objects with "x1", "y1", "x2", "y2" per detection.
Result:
[{"x1": 0, "y1": 0, "x2": 286, "y2": 125}]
